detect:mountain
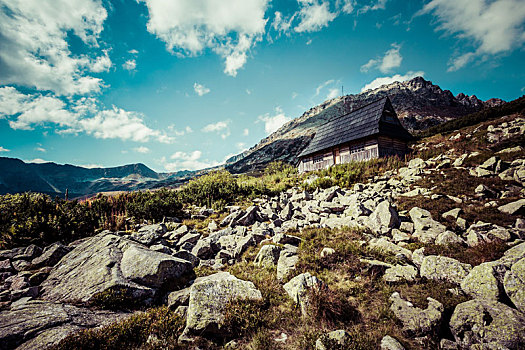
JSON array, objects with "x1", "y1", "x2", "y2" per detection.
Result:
[
  {"x1": 225, "y1": 76, "x2": 505, "y2": 173},
  {"x1": 0, "y1": 158, "x2": 195, "y2": 197}
]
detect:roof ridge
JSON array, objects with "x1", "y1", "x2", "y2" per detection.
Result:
[{"x1": 328, "y1": 96, "x2": 388, "y2": 123}]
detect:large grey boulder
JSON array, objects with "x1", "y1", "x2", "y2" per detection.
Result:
[
  {"x1": 277, "y1": 250, "x2": 299, "y2": 280},
  {"x1": 283, "y1": 272, "x2": 324, "y2": 315},
  {"x1": 465, "y1": 221, "x2": 511, "y2": 247},
  {"x1": 460, "y1": 261, "x2": 504, "y2": 301},
  {"x1": 182, "y1": 272, "x2": 262, "y2": 337},
  {"x1": 366, "y1": 200, "x2": 400, "y2": 234},
  {"x1": 409, "y1": 207, "x2": 446, "y2": 244},
  {"x1": 0, "y1": 299, "x2": 127, "y2": 350},
  {"x1": 383, "y1": 265, "x2": 418, "y2": 283},
  {"x1": 131, "y1": 224, "x2": 167, "y2": 246},
  {"x1": 40, "y1": 232, "x2": 193, "y2": 304},
  {"x1": 254, "y1": 245, "x2": 282, "y2": 268},
  {"x1": 450, "y1": 299, "x2": 525, "y2": 349},
  {"x1": 420, "y1": 255, "x2": 471, "y2": 285},
  {"x1": 503, "y1": 257, "x2": 525, "y2": 313},
  {"x1": 389, "y1": 292, "x2": 443, "y2": 336}
]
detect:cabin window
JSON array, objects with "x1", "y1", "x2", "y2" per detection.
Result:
[
  {"x1": 313, "y1": 155, "x2": 324, "y2": 163},
  {"x1": 383, "y1": 110, "x2": 396, "y2": 123},
  {"x1": 350, "y1": 143, "x2": 365, "y2": 153}
]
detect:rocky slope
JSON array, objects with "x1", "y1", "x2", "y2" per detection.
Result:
[
  {"x1": 0, "y1": 113, "x2": 524, "y2": 349},
  {"x1": 0, "y1": 158, "x2": 196, "y2": 197},
  {"x1": 226, "y1": 76, "x2": 504, "y2": 173}
]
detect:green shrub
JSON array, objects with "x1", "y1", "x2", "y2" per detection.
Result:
[{"x1": 53, "y1": 306, "x2": 185, "y2": 350}]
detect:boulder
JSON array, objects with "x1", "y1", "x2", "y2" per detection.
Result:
[
  {"x1": 40, "y1": 233, "x2": 193, "y2": 304},
  {"x1": 31, "y1": 243, "x2": 70, "y2": 269},
  {"x1": 130, "y1": 224, "x2": 167, "y2": 245},
  {"x1": 460, "y1": 261, "x2": 504, "y2": 301},
  {"x1": 380, "y1": 335, "x2": 406, "y2": 350},
  {"x1": 177, "y1": 232, "x2": 201, "y2": 248},
  {"x1": 0, "y1": 299, "x2": 127, "y2": 350},
  {"x1": 450, "y1": 299, "x2": 525, "y2": 349},
  {"x1": 366, "y1": 201, "x2": 400, "y2": 234},
  {"x1": 409, "y1": 207, "x2": 446, "y2": 244},
  {"x1": 498, "y1": 199, "x2": 525, "y2": 216},
  {"x1": 389, "y1": 292, "x2": 443, "y2": 336},
  {"x1": 441, "y1": 208, "x2": 462, "y2": 220},
  {"x1": 283, "y1": 272, "x2": 324, "y2": 315},
  {"x1": 315, "y1": 330, "x2": 352, "y2": 350},
  {"x1": 435, "y1": 231, "x2": 464, "y2": 246},
  {"x1": 13, "y1": 245, "x2": 42, "y2": 261},
  {"x1": 182, "y1": 272, "x2": 262, "y2": 337},
  {"x1": 383, "y1": 265, "x2": 418, "y2": 283},
  {"x1": 233, "y1": 206, "x2": 259, "y2": 226},
  {"x1": 420, "y1": 256, "x2": 472, "y2": 285},
  {"x1": 465, "y1": 222, "x2": 511, "y2": 247},
  {"x1": 503, "y1": 257, "x2": 525, "y2": 313},
  {"x1": 254, "y1": 245, "x2": 282, "y2": 268},
  {"x1": 277, "y1": 250, "x2": 299, "y2": 280},
  {"x1": 369, "y1": 238, "x2": 412, "y2": 260}
]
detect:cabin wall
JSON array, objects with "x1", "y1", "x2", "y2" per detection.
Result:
[{"x1": 378, "y1": 136, "x2": 407, "y2": 157}]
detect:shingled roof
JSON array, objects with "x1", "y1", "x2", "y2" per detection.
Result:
[{"x1": 298, "y1": 96, "x2": 412, "y2": 158}]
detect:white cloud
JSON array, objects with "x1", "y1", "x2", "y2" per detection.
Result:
[
  {"x1": 133, "y1": 146, "x2": 150, "y2": 154},
  {"x1": 138, "y1": 0, "x2": 269, "y2": 77},
  {"x1": 35, "y1": 147, "x2": 46, "y2": 153},
  {"x1": 418, "y1": 0, "x2": 525, "y2": 71},
  {"x1": 202, "y1": 120, "x2": 229, "y2": 132},
  {"x1": 243, "y1": 128, "x2": 250, "y2": 136},
  {"x1": 128, "y1": 49, "x2": 139, "y2": 54},
  {"x1": 358, "y1": 0, "x2": 389, "y2": 14},
  {"x1": 194, "y1": 82, "x2": 211, "y2": 96},
  {"x1": 80, "y1": 163, "x2": 103, "y2": 169},
  {"x1": 361, "y1": 71, "x2": 425, "y2": 92},
  {"x1": 0, "y1": 147, "x2": 10, "y2": 152},
  {"x1": 202, "y1": 120, "x2": 231, "y2": 139},
  {"x1": 164, "y1": 150, "x2": 220, "y2": 171},
  {"x1": 246, "y1": 89, "x2": 252, "y2": 95},
  {"x1": 295, "y1": 0, "x2": 337, "y2": 33},
  {"x1": 360, "y1": 43, "x2": 402, "y2": 73},
  {"x1": 236, "y1": 142, "x2": 247, "y2": 150},
  {"x1": 91, "y1": 50, "x2": 112, "y2": 73},
  {"x1": 326, "y1": 88, "x2": 339, "y2": 99},
  {"x1": 257, "y1": 107, "x2": 292, "y2": 134},
  {"x1": 0, "y1": 87, "x2": 173, "y2": 143},
  {"x1": 272, "y1": 11, "x2": 295, "y2": 33},
  {"x1": 341, "y1": 0, "x2": 355, "y2": 14},
  {"x1": 0, "y1": 0, "x2": 108, "y2": 95},
  {"x1": 315, "y1": 79, "x2": 335, "y2": 96},
  {"x1": 28, "y1": 158, "x2": 49, "y2": 164},
  {"x1": 122, "y1": 59, "x2": 137, "y2": 71}
]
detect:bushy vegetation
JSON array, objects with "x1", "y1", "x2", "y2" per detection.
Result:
[
  {"x1": 53, "y1": 307, "x2": 186, "y2": 350},
  {"x1": 0, "y1": 189, "x2": 183, "y2": 249},
  {"x1": 303, "y1": 156, "x2": 405, "y2": 190},
  {"x1": 418, "y1": 95, "x2": 525, "y2": 138}
]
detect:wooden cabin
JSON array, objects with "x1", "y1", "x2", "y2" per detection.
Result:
[{"x1": 298, "y1": 97, "x2": 412, "y2": 173}]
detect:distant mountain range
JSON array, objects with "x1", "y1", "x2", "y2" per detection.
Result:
[
  {"x1": 0, "y1": 157, "x2": 196, "y2": 198},
  {"x1": 225, "y1": 76, "x2": 505, "y2": 173},
  {"x1": 1, "y1": 76, "x2": 508, "y2": 196}
]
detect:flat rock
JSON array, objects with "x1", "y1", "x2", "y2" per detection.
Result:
[
  {"x1": 254, "y1": 244, "x2": 282, "y2": 268},
  {"x1": 498, "y1": 199, "x2": 525, "y2": 216},
  {"x1": 0, "y1": 299, "x2": 127, "y2": 350},
  {"x1": 460, "y1": 261, "x2": 504, "y2": 301},
  {"x1": 380, "y1": 335, "x2": 405, "y2": 350},
  {"x1": 383, "y1": 265, "x2": 418, "y2": 283},
  {"x1": 131, "y1": 224, "x2": 167, "y2": 245},
  {"x1": 31, "y1": 243, "x2": 70, "y2": 269},
  {"x1": 409, "y1": 207, "x2": 446, "y2": 244},
  {"x1": 420, "y1": 255, "x2": 471, "y2": 285}
]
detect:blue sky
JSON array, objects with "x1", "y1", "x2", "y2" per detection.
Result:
[{"x1": 0, "y1": 0, "x2": 524, "y2": 172}]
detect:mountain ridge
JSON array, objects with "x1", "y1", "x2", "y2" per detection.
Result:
[{"x1": 225, "y1": 76, "x2": 505, "y2": 173}]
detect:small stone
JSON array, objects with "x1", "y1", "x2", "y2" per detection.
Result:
[{"x1": 380, "y1": 335, "x2": 405, "y2": 350}]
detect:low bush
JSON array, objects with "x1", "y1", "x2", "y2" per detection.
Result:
[{"x1": 53, "y1": 307, "x2": 185, "y2": 350}]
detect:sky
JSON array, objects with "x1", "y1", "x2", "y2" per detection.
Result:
[{"x1": 0, "y1": 0, "x2": 524, "y2": 173}]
